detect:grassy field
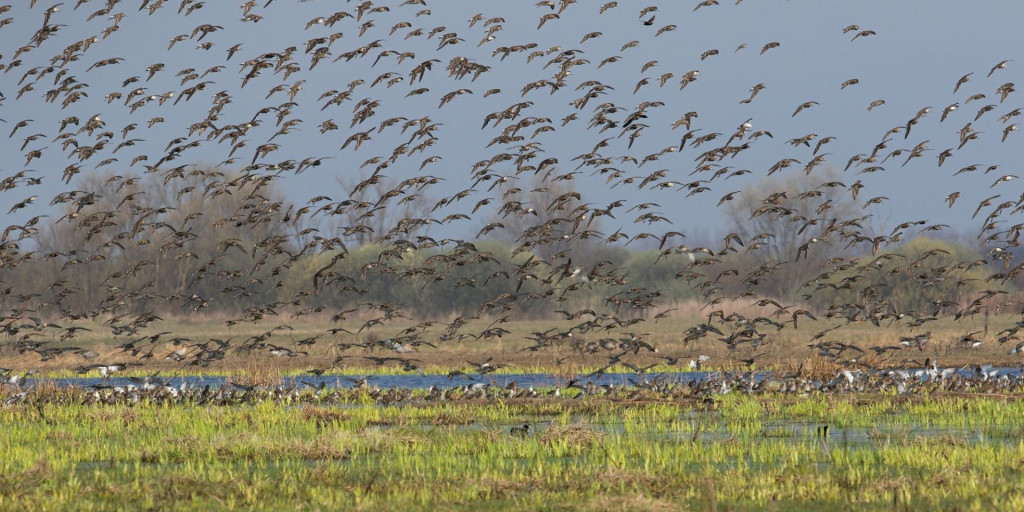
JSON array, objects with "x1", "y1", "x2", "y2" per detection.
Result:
[
  {"x1": 2, "y1": 392, "x2": 1023, "y2": 510},
  {"x1": 4, "y1": 306, "x2": 1023, "y2": 378},
  {"x1": 6, "y1": 304, "x2": 1024, "y2": 510}
]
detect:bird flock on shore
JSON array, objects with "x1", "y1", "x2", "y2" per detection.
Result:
[
  {"x1": 0, "y1": 0, "x2": 1023, "y2": 396},
  {"x1": 4, "y1": 357, "x2": 1023, "y2": 407}
]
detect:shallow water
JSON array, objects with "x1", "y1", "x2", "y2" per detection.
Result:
[
  {"x1": 46, "y1": 370, "x2": 707, "y2": 390},
  {"x1": 42, "y1": 365, "x2": 1024, "y2": 391}
]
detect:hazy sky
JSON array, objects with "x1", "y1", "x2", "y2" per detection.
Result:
[{"x1": 1, "y1": 0, "x2": 1022, "y2": 245}]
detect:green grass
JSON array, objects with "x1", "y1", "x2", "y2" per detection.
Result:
[{"x1": 2, "y1": 393, "x2": 1024, "y2": 510}]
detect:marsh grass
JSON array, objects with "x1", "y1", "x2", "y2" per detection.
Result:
[
  {"x1": 540, "y1": 422, "x2": 605, "y2": 449},
  {"x1": 225, "y1": 360, "x2": 286, "y2": 388},
  {"x1": 1, "y1": 394, "x2": 1024, "y2": 510}
]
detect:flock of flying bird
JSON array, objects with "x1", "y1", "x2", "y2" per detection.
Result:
[{"x1": 1, "y1": 0, "x2": 1024, "y2": 396}]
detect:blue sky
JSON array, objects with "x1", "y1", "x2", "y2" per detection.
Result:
[{"x1": 1, "y1": 0, "x2": 1021, "y2": 246}]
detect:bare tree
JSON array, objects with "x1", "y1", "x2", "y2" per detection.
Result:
[
  {"x1": 15, "y1": 166, "x2": 299, "y2": 317},
  {"x1": 483, "y1": 172, "x2": 604, "y2": 267},
  {"x1": 331, "y1": 171, "x2": 436, "y2": 247},
  {"x1": 722, "y1": 168, "x2": 866, "y2": 300}
]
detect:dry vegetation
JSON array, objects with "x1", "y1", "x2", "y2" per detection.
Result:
[{"x1": 6, "y1": 299, "x2": 1022, "y2": 378}]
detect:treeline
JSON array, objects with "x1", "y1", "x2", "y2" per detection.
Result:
[
  {"x1": 0, "y1": 168, "x2": 1014, "y2": 322},
  {"x1": 0, "y1": 169, "x2": 701, "y2": 320}
]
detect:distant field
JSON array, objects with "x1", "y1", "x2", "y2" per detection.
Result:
[{"x1": 4, "y1": 309, "x2": 1023, "y2": 378}]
